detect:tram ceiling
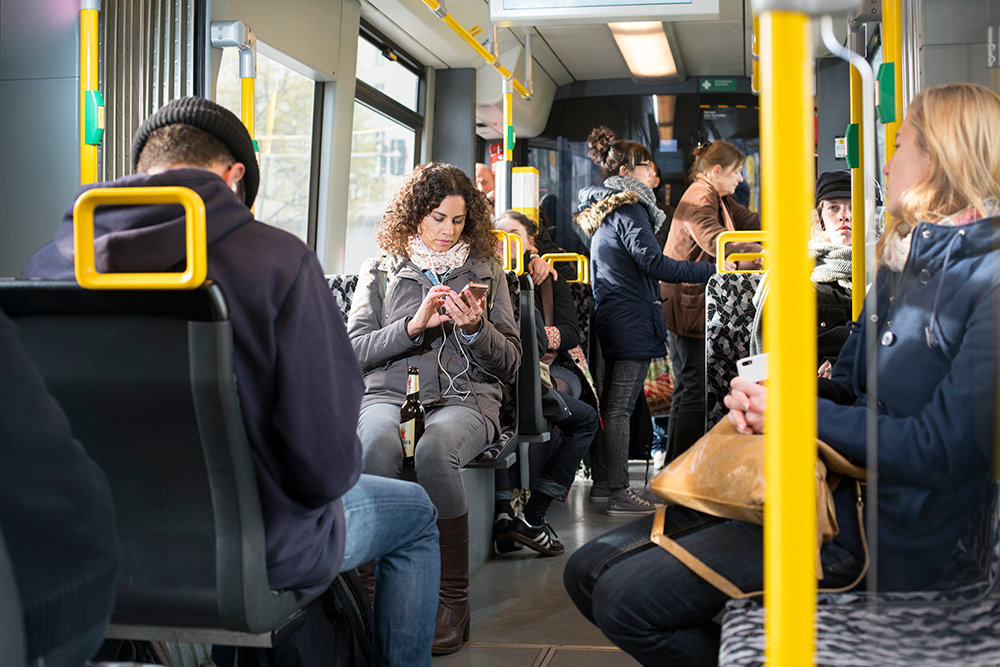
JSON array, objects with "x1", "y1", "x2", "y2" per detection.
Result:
[{"x1": 360, "y1": 0, "x2": 756, "y2": 85}]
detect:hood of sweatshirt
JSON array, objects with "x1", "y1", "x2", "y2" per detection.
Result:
[{"x1": 50, "y1": 168, "x2": 253, "y2": 273}]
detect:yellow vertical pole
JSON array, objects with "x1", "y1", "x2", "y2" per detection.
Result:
[
  {"x1": 503, "y1": 85, "x2": 514, "y2": 162},
  {"x1": 850, "y1": 64, "x2": 865, "y2": 319},
  {"x1": 241, "y1": 76, "x2": 255, "y2": 214},
  {"x1": 760, "y1": 10, "x2": 817, "y2": 666},
  {"x1": 79, "y1": 4, "x2": 100, "y2": 184},
  {"x1": 882, "y1": 0, "x2": 903, "y2": 162},
  {"x1": 241, "y1": 77, "x2": 255, "y2": 142}
]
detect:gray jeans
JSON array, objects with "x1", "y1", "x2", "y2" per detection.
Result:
[
  {"x1": 590, "y1": 359, "x2": 650, "y2": 490},
  {"x1": 357, "y1": 403, "x2": 494, "y2": 518}
]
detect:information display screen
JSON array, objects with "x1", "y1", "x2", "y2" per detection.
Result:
[{"x1": 490, "y1": 0, "x2": 719, "y2": 26}]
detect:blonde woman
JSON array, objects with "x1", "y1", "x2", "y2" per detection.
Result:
[{"x1": 566, "y1": 83, "x2": 1000, "y2": 666}]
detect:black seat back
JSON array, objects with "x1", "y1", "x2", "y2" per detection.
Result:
[{"x1": 0, "y1": 281, "x2": 308, "y2": 635}]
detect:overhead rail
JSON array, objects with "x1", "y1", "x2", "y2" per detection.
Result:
[
  {"x1": 821, "y1": 16, "x2": 876, "y2": 320},
  {"x1": 540, "y1": 253, "x2": 589, "y2": 284},
  {"x1": 715, "y1": 230, "x2": 768, "y2": 273},
  {"x1": 420, "y1": 0, "x2": 532, "y2": 100},
  {"x1": 73, "y1": 187, "x2": 207, "y2": 289},
  {"x1": 80, "y1": 0, "x2": 104, "y2": 185}
]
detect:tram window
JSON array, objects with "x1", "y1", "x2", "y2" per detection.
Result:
[
  {"x1": 356, "y1": 34, "x2": 419, "y2": 113},
  {"x1": 217, "y1": 49, "x2": 316, "y2": 244},
  {"x1": 346, "y1": 103, "x2": 416, "y2": 270}
]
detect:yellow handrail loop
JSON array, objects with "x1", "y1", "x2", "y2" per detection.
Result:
[
  {"x1": 493, "y1": 230, "x2": 524, "y2": 275},
  {"x1": 715, "y1": 230, "x2": 768, "y2": 273},
  {"x1": 73, "y1": 187, "x2": 207, "y2": 290},
  {"x1": 540, "y1": 252, "x2": 590, "y2": 284}
]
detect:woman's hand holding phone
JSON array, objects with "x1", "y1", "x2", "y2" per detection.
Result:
[{"x1": 444, "y1": 282, "x2": 487, "y2": 334}]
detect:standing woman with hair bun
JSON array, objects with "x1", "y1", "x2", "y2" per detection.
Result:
[
  {"x1": 662, "y1": 140, "x2": 762, "y2": 461},
  {"x1": 575, "y1": 126, "x2": 715, "y2": 516}
]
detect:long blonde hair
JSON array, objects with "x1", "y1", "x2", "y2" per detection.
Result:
[{"x1": 878, "y1": 83, "x2": 1000, "y2": 260}]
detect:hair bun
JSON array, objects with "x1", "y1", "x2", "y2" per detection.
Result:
[{"x1": 587, "y1": 125, "x2": 616, "y2": 165}]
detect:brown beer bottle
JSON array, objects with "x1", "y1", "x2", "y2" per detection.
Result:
[{"x1": 399, "y1": 366, "x2": 425, "y2": 469}]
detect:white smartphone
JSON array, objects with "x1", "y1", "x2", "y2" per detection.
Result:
[{"x1": 737, "y1": 353, "x2": 768, "y2": 384}]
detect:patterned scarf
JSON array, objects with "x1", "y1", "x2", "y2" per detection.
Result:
[
  {"x1": 881, "y1": 198, "x2": 1000, "y2": 272},
  {"x1": 808, "y1": 241, "x2": 853, "y2": 290},
  {"x1": 604, "y1": 174, "x2": 667, "y2": 231},
  {"x1": 406, "y1": 235, "x2": 471, "y2": 274}
]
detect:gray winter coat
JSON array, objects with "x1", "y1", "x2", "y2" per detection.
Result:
[{"x1": 347, "y1": 254, "x2": 521, "y2": 438}]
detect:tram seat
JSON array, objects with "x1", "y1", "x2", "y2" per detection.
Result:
[
  {"x1": 719, "y1": 481, "x2": 1000, "y2": 666},
  {"x1": 704, "y1": 272, "x2": 761, "y2": 428},
  {"x1": 515, "y1": 273, "x2": 553, "y2": 490},
  {"x1": 0, "y1": 281, "x2": 316, "y2": 647}
]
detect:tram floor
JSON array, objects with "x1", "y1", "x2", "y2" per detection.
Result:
[{"x1": 433, "y1": 462, "x2": 657, "y2": 666}]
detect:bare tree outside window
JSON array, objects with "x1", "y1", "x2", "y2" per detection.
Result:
[{"x1": 217, "y1": 49, "x2": 314, "y2": 243}]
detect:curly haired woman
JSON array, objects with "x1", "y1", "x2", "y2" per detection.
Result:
[{"x1": 347, "y1": 162, "x2": 521, "y2": 655}]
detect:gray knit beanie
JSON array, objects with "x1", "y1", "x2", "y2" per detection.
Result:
[{"x1": 131, "y1": 96, "x2": 259, "y2": 207}]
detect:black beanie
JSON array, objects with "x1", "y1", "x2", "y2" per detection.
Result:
[
  {"x1": 131, "y1": 96, "x2": 260, "y2": 208},
  {"x1": 815, "y1": 170, "x2": 852, "y2": 205}
]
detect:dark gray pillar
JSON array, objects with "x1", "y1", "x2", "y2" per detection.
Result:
[
  {"x1": 815, "y1": 58, "x2": 852, "y2": 177},
  {"x1": 431, "y1": 68, "x2": 476, "y2": 175}
]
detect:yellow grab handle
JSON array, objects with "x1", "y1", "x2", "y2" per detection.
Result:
[
  {"x1": 73, "y1": 187, "x2": 207, "y2": 289},
  {"x1": 493, "y1": 230, "x2": 524, "y2": 275},
  {"x1": 716, "y1": 230, "x2": 768, "y2": 273},
  {"x1": 540, "y1": 252, "x2": 590, "y2": 284}
]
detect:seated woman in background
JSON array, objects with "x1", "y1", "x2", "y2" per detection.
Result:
[
  {"x1": 492, "y1": 211, "x2": 599, "y2": 557},
  {"x1": 348, "y1": 163, "x2": 521, "y2": 655},
  {"x1": 749, "y1": 169, "x2": 855, "y2": 370},
  {"x1": 564, "y1": 82, "x2": 1000, "y2": 666}
]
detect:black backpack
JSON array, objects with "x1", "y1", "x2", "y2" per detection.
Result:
[{"x1": 235, "y1": 570, "x2": 374, "y2": 667}]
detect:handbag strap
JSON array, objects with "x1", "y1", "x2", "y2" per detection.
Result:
[{"x1": 649, "y1": 480, "x2": 869, "y2": 599}]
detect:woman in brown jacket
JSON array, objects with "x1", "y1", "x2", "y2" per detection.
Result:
[{"x1": 661, "y1": 141, "x2": 761, "y2": 461}]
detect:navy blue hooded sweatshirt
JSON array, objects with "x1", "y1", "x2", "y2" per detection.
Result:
[{"x1": 24, "y1": 168, "x2": 364, "y2": 593}]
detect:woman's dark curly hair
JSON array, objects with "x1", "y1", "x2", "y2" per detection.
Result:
[{"x1": 377, "y1": 162, "x2": 496, "y2": 261}]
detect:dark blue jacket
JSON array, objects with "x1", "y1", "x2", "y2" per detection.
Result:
[
  {"x1": 576, "y1": 186, "x2": 714, "y2": 360},
  {"x1": 0, "y1": 309, "x2": 120, "y2": 660},
  {"x1": 821, "y1": 216, "x2": 998, "y2": 590},
  {"x1": 23, "y1": 168, "x2": 364, "y2": 594}
]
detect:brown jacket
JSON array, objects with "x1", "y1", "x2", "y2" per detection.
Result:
[{"x1": 661, "y1": 179, "x2": 761, "y2": 337}]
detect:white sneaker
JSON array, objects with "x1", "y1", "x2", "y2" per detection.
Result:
[{"x1": 652, "y1": 449, "x2": 667, "y2": 471}]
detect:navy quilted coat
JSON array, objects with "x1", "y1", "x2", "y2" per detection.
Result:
[
  {"x1": 822, "y1": 215, "x2": 998, "y2": 589},
  {"x1": 576, "y1": 186, "x2": 715, "y2": 360}
]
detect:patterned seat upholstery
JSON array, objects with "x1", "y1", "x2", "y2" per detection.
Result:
[
  {"x1": 568, "y1": 281, "x2": 593, "y2": 356},
  {"x1": 704, "y1": 273, "x2": 761, "y2": 428},
  {"x1": 326, "y1": 274, "x2": 358, "y2": 325},
  {"x1": 719, "y1": 482, "x2": 1000, "y2": 666}
]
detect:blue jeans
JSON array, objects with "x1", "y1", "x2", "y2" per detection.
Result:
[
  {"x1": 341, "y1": 474, "x2": 440, "y2": 667},
  {"x1": 666, "y1": 331, "x2": 706, "y2": 461},
  {"x1": 563, "y1": 509, "x2": 863, "y2": 666},
  {"x1": 591, "y1": 359, "x2": 650, "y2": 489},
  {"x1": 497, "y1": 391, "x2": 598, "y2": 501}
]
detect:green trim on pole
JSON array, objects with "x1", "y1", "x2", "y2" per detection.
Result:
[
  {"x1": 84, "y1": 90, "x2": 105, "y2": 145},
  {"x1": 876, "y1": 63, "x2": 896, "y2": 123},
  {"x1": 844, "y1": 123, "x2": 859, "y2": 169}
]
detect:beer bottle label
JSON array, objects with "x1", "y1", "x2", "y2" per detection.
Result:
[{"x1": 400, "y1": 419, "x2": 417, "y2": 458}]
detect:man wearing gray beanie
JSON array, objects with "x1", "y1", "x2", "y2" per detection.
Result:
[{"x1": 23, "y1": 96, "x2": 440, "y2": 666}]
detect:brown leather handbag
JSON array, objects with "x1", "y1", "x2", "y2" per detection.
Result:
[{"x1": 649, "y1": 418, "x2": 868, "y2": 598}]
